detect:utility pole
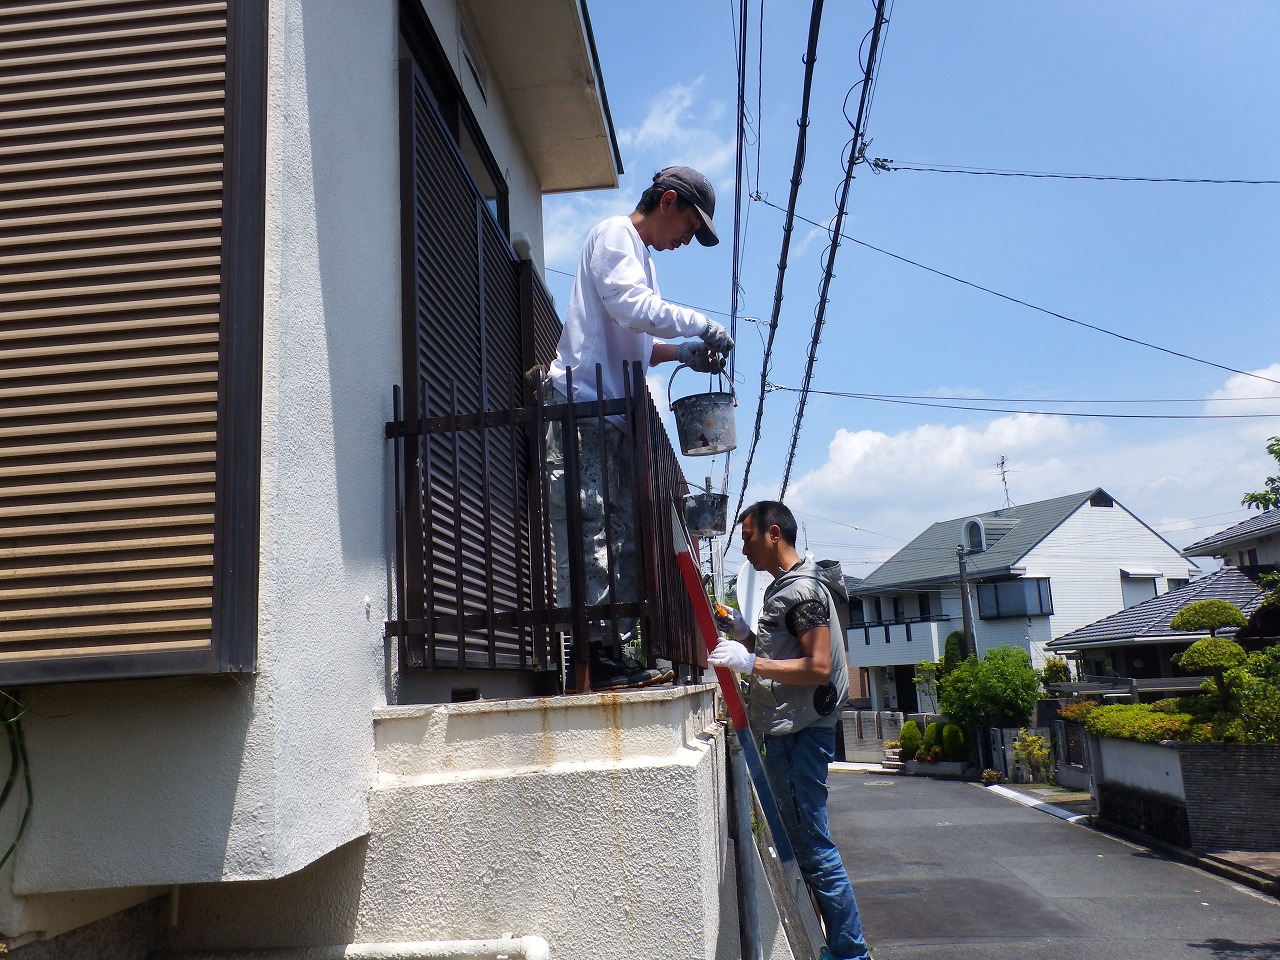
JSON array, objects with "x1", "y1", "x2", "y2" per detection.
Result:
[{"x1": 955, "y1": 545, "x2": 976, "y2": 659}]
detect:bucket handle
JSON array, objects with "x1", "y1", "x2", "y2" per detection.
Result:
[{"x1": 667, "y1": 363, "x2": 735, "y2": 411}]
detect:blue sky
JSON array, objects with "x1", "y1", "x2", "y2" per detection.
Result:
[{"x1": 543, "y1": 2, "x2": 1280, "y2": 580}]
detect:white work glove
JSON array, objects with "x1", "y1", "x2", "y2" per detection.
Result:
[
  {"x1": 676, "y1": 341, "x2": 725, "y2": 374},
  {"x1": 714, "y1": 605, "x2": 751, "y2": 641},
  {"x1": 708, "y1": 639, "x2": 756, "y2": 675},
  {"x1": 700, "y1": 319, "x2": 735, "y2": 354}
]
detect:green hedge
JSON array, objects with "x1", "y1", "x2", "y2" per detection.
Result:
[{"x1": 1083, "y1": 703, "x2": 1203, "y2": 743}]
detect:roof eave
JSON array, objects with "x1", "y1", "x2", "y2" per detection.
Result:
[{"x1": 465, "y1": 0, "x2": 623, "y2": 193}]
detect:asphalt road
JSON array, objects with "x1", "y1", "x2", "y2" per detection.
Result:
[{"x1": 826, "y1": 772, "x2": 1280, "y2": 960}]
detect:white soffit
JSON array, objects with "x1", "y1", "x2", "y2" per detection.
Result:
[{"x1": 465, "y1": 0, "x2": 621, "y2": 192}]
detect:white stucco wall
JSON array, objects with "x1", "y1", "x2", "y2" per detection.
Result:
[
  {"x1": 1095, "y1": 737, "x2": 1184, "y2": 801},
  {"x1": 173, "y1": 688, "x2": 743, "y2": 960}
]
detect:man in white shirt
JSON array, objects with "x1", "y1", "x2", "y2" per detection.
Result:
[{"x1": 546, "y1": 166, "x2": 733, "y2": 692}]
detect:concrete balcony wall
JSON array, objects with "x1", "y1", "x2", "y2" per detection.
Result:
[{"x1": 174, "y1": 686, "x2": 738, "y2": 960}]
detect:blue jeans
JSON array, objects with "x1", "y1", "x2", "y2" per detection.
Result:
[{"x1": 764, "y1": 725, "x2": 870, "y2": 960}]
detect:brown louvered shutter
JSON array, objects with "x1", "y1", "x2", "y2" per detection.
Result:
[
  {"x1": 400, "y1": 62, "x2": 536, "y2": 669},
  {"x1": 0, "y1": 1, "x2": 265, "y2": 682}
]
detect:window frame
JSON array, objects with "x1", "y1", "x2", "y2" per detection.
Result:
[{"x1": 976, "y1": 577, "x2": 1054, "y2": 620}]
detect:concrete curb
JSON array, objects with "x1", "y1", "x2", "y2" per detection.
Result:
[{"x1": 980, "y1": 783, "x2": 1092, "y2": 825}]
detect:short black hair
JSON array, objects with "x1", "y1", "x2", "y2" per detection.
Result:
[
  {"x1": 738, "y1": 500, "x2": 797, "y2": 546},
  {"x1": 636, "y1": 182, "x2": 694, "y2": 214}
]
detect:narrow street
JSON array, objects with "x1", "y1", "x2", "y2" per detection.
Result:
[{"x1": 827, "y1": 773, "x2": 1280, "y2": 960}]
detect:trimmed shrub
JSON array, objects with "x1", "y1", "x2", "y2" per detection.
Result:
[
  {"x1": 1042, "y1": 656, "x2": 1071, "y2": 686},
  {"x1": 1057, "y1": 699, "x2": 1097, "y2": 723},
  {"x1": 1084, "y1": 703, "x2": 1202, "y2": 743},
  {"x1": 941, "y1": 723, "x2": 966, "y2": 762},
  {"x1": 898, "y1": 720, "x2": 922, "y2": 761},
  {"x1": 922, "y1": 721, "x2": 943, "y2": 754}
]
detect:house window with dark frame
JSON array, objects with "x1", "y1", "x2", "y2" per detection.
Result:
[
  {"x1": 917, "y1": 592, "x2": 932, "y2": 619},
  {"x1": 976, "y1": 578, "x2": 1053, "y2": 620}
]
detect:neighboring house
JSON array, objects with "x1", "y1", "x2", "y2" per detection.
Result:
[
  {"x1": 1046, "y1": 509, "x2": 1280, "y2": 681},
  {"x1": 1045, "y1": 565, "x2": 1270, "y2": 682},
  {"x1": 1181, "y1": 508, "x2": 1280, "y2": 568},
  {"x1": 0, "y1": 4, "x2": 745, "y2": 960},
  {"x1": 847, "y1": 489, "x2": 1199, "y2": 712}
]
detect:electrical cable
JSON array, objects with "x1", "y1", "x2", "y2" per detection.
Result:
[
  {"x1": 0, "y1": 692, "x2": 31, "y2": 873},
  {"x1": 779, "y1": 0, "x2": 890, "y2": 500},
  {"x1": 728, "y1": 0, "x2": 826, "y2": 548},
  {"x1": 721, "y1": 0, "x2": 751, "y2": 502},
  {"x1": 754, "y1": 197, "x2": 1280, "y2": 388},
  {"x1": 870, "y1": 160, "x2": 1280, "y2": 185},
  {"x1": 791, "y1": 391, "x2": 1280, "y2": 405},
  {"x1": 765, "y1": 383, "x2": 1280, "y2": 419}
]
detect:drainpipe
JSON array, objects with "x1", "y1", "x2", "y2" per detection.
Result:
[
  {"x1": 171, "y1": 937, "x2": 551, "y2": 960},
  {"x1": 727, "y1": 735, "x2": 765, "y2": 960}
]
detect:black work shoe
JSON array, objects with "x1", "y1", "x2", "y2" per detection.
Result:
[{"x1": 589, "y1": 651, "x2": 674, "y2": 690}]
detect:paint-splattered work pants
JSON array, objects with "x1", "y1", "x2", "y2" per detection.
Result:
[{"x1": 544, "y1": 386, "x2": 638, "y2": 651}]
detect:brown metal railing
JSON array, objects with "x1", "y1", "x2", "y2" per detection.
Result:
[{"x1": 386, "y1": 360, "x2": 704, "y2": 691}]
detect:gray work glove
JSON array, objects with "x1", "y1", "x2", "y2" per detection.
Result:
[
  {"x1": 714, "y1": 605, "x2": 751, "y2": 640},
  {"x1": 700, "y1": 319, "x2": 734, "y2": 354},
  {"x1": 676, "y1": 341, "x2": 725, "y2": 374}
]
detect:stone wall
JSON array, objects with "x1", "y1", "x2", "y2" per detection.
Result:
[
  {"x1": 1093, "y1": 738, "x2": 1280, "y2": 853},
  {"x1": 1178, "y1": 743, "x2": 1280, "y2": 852}
]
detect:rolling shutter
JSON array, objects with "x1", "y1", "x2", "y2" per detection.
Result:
[{"x1": 0, "y1": 0, "x2": 264, "y2": 682}]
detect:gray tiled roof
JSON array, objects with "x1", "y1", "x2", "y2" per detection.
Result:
[
  {"x1": 1181, "y1": 509, "x2": 1280, "y2": 557},
  {"x1": 1046, "y1": 565, "x2": 1267, "y2": 651},
  {"x1": 852, "y1": 488, "x2": 1111, "y2": 593}
]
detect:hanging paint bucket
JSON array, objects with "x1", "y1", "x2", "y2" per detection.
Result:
[
  {"x1": 669, "y1": 365, "x2": 737, "y2": 457},
  {"x1": 684, "y1": 489, "x2": 729, "y2": 537}
]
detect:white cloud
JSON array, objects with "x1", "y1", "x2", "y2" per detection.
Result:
[{"x1": 543, "y1": 80, "x2": 736, "y2": 271}]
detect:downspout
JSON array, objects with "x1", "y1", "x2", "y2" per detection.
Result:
[{"x1": 171, "y1": 937, "x2": 550, "y2": 960}]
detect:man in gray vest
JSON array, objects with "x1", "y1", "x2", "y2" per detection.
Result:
[{"x1": 711, "y1": 500, "x2": 872, "y2": 960}]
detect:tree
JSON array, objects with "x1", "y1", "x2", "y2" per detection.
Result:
[
  {"x1": 938, "y1": 646, "x2": 1042, "y2": 728},
  {"x1": 940, "y1": 631, "x2": 965, "y2": 676},
  {"x1": 1169, "y1": 599, "x2": 1248, "y2": 637},
  {"x1": 1240, "y1": 435, "x2": 1280, "y2": 511},
  {"x1": 1041, "y1": 656, "x2": 1071, "y2": 687},
  {"x1": 1175, "y1": 636, "x2": 1247, "y2": 710}
]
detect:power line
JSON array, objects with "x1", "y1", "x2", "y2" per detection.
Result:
[
  {"x1": 754, "y1": 196, "x2": 1280, "y2": 388},
  {"x1": 729, "y1": 0, "x2": 826, "y2": 547},
  {"x1": 870, "y1": 159, "x2": 1280, "y2": 185},
  {"x1": 779, "y1": 0, "x2": 890, "y2": 500},
  {"x1": 764, "y1": 384, "x2": 1280, "y2": 419},
  {"x1": 797, "y1": 391, "x2": 1280, "y2": 405}
]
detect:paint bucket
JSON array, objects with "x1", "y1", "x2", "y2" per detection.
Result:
[
  {"x1": 684, "y1": 488, "x2": 729, "y2": 537},
  {"x1": 669, "y1": 365, "x2": 737, "y2": 457}
]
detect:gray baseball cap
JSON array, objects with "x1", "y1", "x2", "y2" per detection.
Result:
[{"x1": 653, "y1": 166, "x2": 719, "y2": 246}]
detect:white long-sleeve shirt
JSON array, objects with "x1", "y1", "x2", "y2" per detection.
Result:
[{"x1": 547, "y1": 216, "x2": 709, "y2": 402}]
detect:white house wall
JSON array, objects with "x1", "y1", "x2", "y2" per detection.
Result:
[{"x1": 1019, "y1": 502, "x2": 1194, "y2": 653}]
